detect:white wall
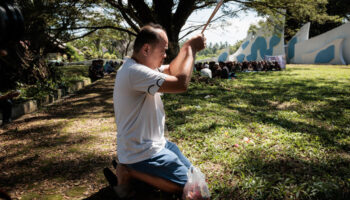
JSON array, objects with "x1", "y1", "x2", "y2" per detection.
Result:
[{"x1": 293, "y1": 23, "x2": 350, "y2": 65}]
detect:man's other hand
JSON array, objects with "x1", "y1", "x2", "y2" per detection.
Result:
[
  {"x1": 188, "y1": 34, "x2": 206, "y2": 52},
  {"x1": 0, "y1": 49, "x2": 7, "y2": 57}
]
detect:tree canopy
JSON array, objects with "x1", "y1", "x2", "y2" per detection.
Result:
[{"x1": 105, "y1": 0, "x2": 345, "y2": 61}]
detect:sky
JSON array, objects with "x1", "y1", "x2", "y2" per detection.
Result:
[{"x1": 180, "y1": 5, "x2": 264, "y2": 45}]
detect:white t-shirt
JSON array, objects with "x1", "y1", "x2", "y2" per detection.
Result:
[
  {"x1": 200, "y1": 68, "x2": 212, "y2": 78},
  {"x1": 113, "y1": 58, "x2": 169, "y2": 164}
]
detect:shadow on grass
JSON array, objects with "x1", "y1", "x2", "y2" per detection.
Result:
[
  {"x1": 167, "y1": 71, "x2": 350, "y2": 149},
  {"x1": 220, "y1": 149, "x2": 350, "y2": 199},
  {"x1": 0, "y1": 76, "x2": 118, "y2": 197},
  {"x1": 163, "y1": 70, "x2": 350, "y2": 199},
  {"x1": 85, "y1": 182, "x2": 180, "y2": 200}
]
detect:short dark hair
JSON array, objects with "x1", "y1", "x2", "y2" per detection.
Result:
[{"x1": 133, "y1": 23, "x2": 166, "y2": 53}]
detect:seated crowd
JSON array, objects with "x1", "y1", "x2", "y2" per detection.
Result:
[
  {"x1": 89, "y1": 59, "x2": 121, "y2": 82},
  {"x1": 195, "y1": 60, "x2": 282, "y2": 79}
]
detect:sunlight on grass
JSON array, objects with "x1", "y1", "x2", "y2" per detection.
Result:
[
  {"x1": 1, "y1": 64, "x2": 349, "y2": 200},
  {"x1": 164, "y1": 64, "x2": 350, "y2": 199},
  {"x1": 66, "y1": 186, "x2": 88, "y2": 197}
]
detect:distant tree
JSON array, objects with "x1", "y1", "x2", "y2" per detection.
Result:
[
  {"x1": 230, "y1": 40, "x2": 243, "y2": 54},
  {"x1": 0, "y1": 0, "x2": 132, "y2": 91},
  {"x1": 284, "y1": 0, "x2": 348, "y2": 41}
]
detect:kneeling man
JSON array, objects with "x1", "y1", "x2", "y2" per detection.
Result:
[{"x1": 112, "y1": 23, "x2": 205, "y2": 195}]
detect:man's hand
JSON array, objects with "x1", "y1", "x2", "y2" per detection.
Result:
[
  {"x1": 0, "y1": 91, "x2": 20, "y2": 100},
  {"x1": 9, "y1": 91, "x2": 20, "y2": 98},
  {"x1": 159, "y1": 34, "x2": 206, "y2": 93},
  {"x1": 187, "y1": 34, "x2": 206, "y2": 52},
  {"x1": 0, "y1": 49, "x2": 7, "y2": 57}
]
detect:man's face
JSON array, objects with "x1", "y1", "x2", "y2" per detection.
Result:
[{"x1": 147, "y1": 30, "x2": 168, "y2": 69}]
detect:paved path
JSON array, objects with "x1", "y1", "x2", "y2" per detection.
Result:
[{"x1": 0, "y1": 74, "x2": 177, "y2": 200}]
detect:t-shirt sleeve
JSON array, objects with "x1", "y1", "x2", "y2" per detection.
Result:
[
  {"x1": 158, "y1": 65, "x2": 168, "y2": 73},
  {"x1": 129, "y1": 64, "x2": 168, "y2": 95}
]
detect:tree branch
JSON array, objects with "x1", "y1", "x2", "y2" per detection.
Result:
[
  {"x1": 129, "y1": 0, "x2": 155, "y2": 25},
  {"x1": 173, "y1": 0, "x2": 197, "y2": 32},
  {"x1": 179, "y1": 14, "x2": 228, "y2": 40},
  {"x1": 194, "y1": 0, "x2": 217, "y2": 10},
  {"x1": 106, "y1": 0, "x2": 140, "y2": 33},
  {"x1": 50, "y1": 26, "x2": 137, "y2": 36},
  {"x1": 64, "y1": 30, "x2": 98, "y2": 43}
]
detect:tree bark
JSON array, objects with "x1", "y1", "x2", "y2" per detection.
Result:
[{"x1": 106, "y1": 0, "x2": 199, "y2": 61}]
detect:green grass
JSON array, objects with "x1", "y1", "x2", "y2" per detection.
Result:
[
  {"x1": 3, "y1": 64, "x2": 349, "y2": 200},
  {"x1": 163, "y1": 64, "x2": 350, "y2": 200},
  {"x1": 21, "y1": 193, "x2": 63, "y2": 200},
  {"x1": 60, "y1": 65, "x2": 90, "y2": 87},
  {"x1": 61, "y1": 65, "x2": 89, "y2": 77},
  {"x1": 66, "y1": 186, "x2": 88, "y2": 197}
]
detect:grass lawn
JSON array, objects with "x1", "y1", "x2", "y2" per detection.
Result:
[
  {"x1": 0, "y1": 64, "x2": 349, "y2": 199},
  {"x1": 61, "y1": 65, "x2": 89, "y2": 78},
  {"x1": 163, "y1": 64, "x2": 350, "y2": 199}
]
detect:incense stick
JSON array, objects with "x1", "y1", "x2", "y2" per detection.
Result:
[{"x1": 201, "y1": 0, "x2": 225, "y2": 34}]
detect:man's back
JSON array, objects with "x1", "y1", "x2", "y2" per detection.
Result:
[{"x1": 200, "y1": 68, "x2": 212, "y2": 78}]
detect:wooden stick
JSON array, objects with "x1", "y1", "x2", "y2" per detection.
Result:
[{"x1": 201, "y1": 0, "x2": 225, "y2": 34}]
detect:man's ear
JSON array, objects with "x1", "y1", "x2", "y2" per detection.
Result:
[{"x1": 142, "y1": 44, "x2": 151, "y2": 56}]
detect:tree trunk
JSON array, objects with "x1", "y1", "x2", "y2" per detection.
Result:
[
  {"x1": 106, "y1": 0, "x2": 197, "y2": 62},
  {"x1": 165, "y1": 33, "x2": 180, "y2": 64}
]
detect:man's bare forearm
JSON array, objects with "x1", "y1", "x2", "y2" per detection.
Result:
[{"x1": 168, "y1": 43, "x2": 196, "y2": 86}]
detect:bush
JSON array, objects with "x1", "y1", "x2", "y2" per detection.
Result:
[
  {"x1": 110, "y1": 54, "x2": 117, "y2": 59},
  {"x1": 103, "y1": 52, "x2": 112, "y2": 59},
  {"x1": 66, "y1": 44, "x2": 84, "y2": 62}
]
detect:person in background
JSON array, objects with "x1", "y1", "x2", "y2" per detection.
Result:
[
  {"x1": 104, "y1": 61, "x2": 116, "y2": 74},
  {"x1": 0, "y1": 91, "x2": 20, "y2": 126},
  {"x1": 212, "y1": 62, "x2": 221, "y2": 78},
  {"x1": 200, "y1": 63, "x2": 212, "y2": 78},
  {"x1": 220, "y1": 62, "x2": 229, "y2": 79}
]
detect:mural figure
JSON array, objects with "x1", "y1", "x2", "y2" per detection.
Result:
[
  {"x1": 286, "y1": 22, "x2": 310, "y2": 63},
  {"x1": 230, "y1": 20, "x2": 285, "y2": 62},
  {"x1": 291, "y1": 23, "x2": 349, "y2": 65}
]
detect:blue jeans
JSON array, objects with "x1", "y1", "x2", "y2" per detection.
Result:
[{"x1": 127, "y1": 141, "x2": 192, "y2": 186}]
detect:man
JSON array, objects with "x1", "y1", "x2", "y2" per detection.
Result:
[
  {"x1": 220, "y1": 62, "x2": 229, "y2": 79},
  {"x1": 0, "y1": 49, "x2": 19, "y2": 126},
  {"x1": 109, "y1": 23, "x2": 205, "y2": 197},
  {"x1": 200, "y1": 63, "x2": 212, "y2": 78},
  {"x1": 0, "y1": 91, "x2": 19, "y2": 126}
]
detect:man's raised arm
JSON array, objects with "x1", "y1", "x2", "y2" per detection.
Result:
[{"x1": 159, "y1": 35, "x2": 205, "y2": 93}]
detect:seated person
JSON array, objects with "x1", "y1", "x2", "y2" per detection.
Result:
[
  {"x1": 208, "y1": 61, "x2": 215, "y2": 72},
  {"x1": 89, "y1": 60, "x2": 104, "y2": 81},
  {"x1": 257, "y1": 61, "x2": 264, "y2": 71},
  {"x1": 241, "y1": 61, "x2": 248, "y2": 71},
  {"x1": 274, "y1": 61, "x2": 281, "y2": 71},
  {"x1": 0, "y1": 91, "x2": 20, "y2": 125},
  {"x1": 252, "y1": 61, "x2": 258, "y2": 71},
  {"x1": 200, "y1": 64, "x2": 212, "y2": 78},
  {"x1": 109, "y1": 23, "x2": 205, "y2": 198},
  {"x1": 221, "y1": 64, "x2": 229, "y2": 79},
  {"x1": 247, "y1": 62, "x2": 254, "y2": 71},
  {"x1": 194, "y1": 62, "x2": 202, "y2": 72},
  {"x1": 104, "y1": 61, "x2": 116, "y2": 74},
  {"x1": 226, "y1": 61, "x2": 233, "y2": 72},
  {"x1": 212, "y1": 62, "x2": 221, "y2": 78}
]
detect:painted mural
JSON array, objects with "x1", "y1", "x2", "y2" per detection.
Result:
[
  {"x1": 292, "y1": 23, "x2": 350, "y2": 65},
  {"x1": 197, "y1": 47, "x2": 230, "y2": 63},
  {"x1": 286, "y1": 22, "x2": 310, "y2": 63},
  {"x1": 230, "y1": 23, "x2": 285, "y2": 62}
]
